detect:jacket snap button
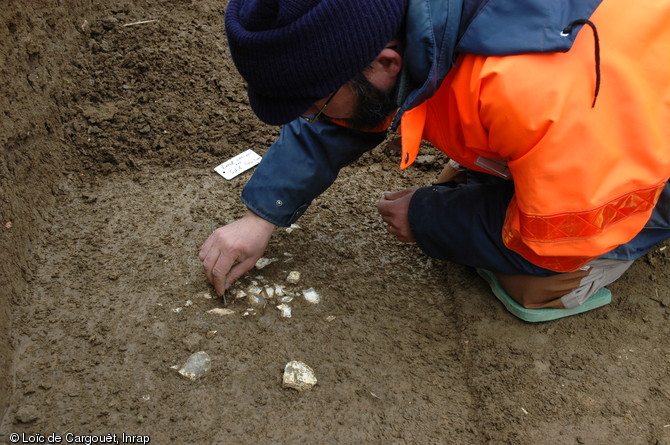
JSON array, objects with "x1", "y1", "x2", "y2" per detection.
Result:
[{"x1": 276, "y1": 200, "x2": 283, "y2": 206}]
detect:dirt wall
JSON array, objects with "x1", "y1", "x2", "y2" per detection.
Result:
[{"x1": 0, "y1": 0, "x2": 89, "y2": 419}]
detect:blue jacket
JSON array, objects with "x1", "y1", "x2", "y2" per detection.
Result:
[
  {"x1": 242, "y1": 0, "x2": 602, "y2": 225},
  {"x1": 238, "y1": 0, "x2": 670, "y2": 274}
]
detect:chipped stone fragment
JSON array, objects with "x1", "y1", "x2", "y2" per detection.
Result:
[
  {"x1": 247, "y1": 294, "x2": 266, "y2": 308},
  {"x1": 247, "y1": 285, "x2": 263, "y2": 295},
  {"x1": 302, "y1": 288, "x2": 321, "y2": 304},
  {"x1": 277, "y1": 303, "x2": 292, "y2": 318},
  {"x1": 207, "y1": 308, "x2": 235, "y2": 316},
  {"x1": 178, "y1": 351, "x2": 211, "y2": 381},
  {"x1": 282, "y1": 361, "x2": 317, "y2": 391},
  {"x1": 255, "y1": 257, "x2": 278, "y2": 269}
]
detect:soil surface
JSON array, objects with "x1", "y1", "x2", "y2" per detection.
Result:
[{"x1": 1, "y1": 1, "x2": 670, "y2": 444}]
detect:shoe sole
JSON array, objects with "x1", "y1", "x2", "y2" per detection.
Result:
[{"x1": 476, "y1": 268, "x2": 612, "y2": 322}]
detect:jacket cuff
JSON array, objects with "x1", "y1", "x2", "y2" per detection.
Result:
[{"x1": 240, "y1": 193, "x2": 306, "y2": 227}]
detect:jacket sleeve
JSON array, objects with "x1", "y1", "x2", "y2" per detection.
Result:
[{"x1": 241, "y1": 118, "x2": 387, "y2": 227}]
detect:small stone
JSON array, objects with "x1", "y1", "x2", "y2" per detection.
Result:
[
  {"x1": 282, "y1": 361, "x2": 317, "y2": 391},
  {"x1": 285, "y1": 224, "x2": 300, "y2": 233},
  {"x1": 247, "y1": 285, "x2": 263, "y2": 295},
  {"x1": 302, "y1": 288, "x2": 321, "y2": 304},
  {"x1": 255, "y1": 257, "x2": 277, "y2": 269},
  {"x1": 178, "y1": 351, "x2": 211, "y2": 381},
  {"x1": 207, "y1": 308, "x2": 235, "y2": 316},
  {"x1": 247, "y1": 294, "x2": 266, "y2": 308},
  {"x1": 277, "y1": 304, "x2": 292, "y2": 318},
  {"x1": 286, "y1": 271, "x2": 301, "y2": 284}
]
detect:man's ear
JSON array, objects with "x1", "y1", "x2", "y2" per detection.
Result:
[
  {"x1": 375, "y1": 46, "x2": 403, "y2": 76},
  {"x1": 366, "y1": 47, "x2": 403, "y2": 90}
]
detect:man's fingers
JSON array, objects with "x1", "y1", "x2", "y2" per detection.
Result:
[
  {"x1": 198, "y1": 235, "x2": 214, "y2": 262},
  {"x1": 382, "y1": 187, "x2": 417, "y2": 201},
  {"x1": 210, "y1": 252, "x2": 242, "y2": 296},
  {"x1": 200, "y1": 235, "x2": 241, "y2": 297},
  {"x1": 227, "y1": 258, "x2": 257, "y2": 288},
  {"x1": 377, "y1": 198, "x2": 392, "y2": 218},
  {"x1": 200, "y1": 246, "x2": 219, "y2": 284}
]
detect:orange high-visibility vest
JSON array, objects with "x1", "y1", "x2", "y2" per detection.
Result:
[{"x1": 400, "y1": 0, "x2": 670, "y2": 271}]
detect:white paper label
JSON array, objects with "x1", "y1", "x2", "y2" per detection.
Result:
[{"x1": 214, "y1": 149, "x2": 262, "y2": 180}]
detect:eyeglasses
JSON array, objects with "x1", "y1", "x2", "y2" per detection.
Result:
[{"x1": 301, "y1": 88, "x2": 339, "y2": 124}]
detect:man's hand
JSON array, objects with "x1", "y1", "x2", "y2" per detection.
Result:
[
  {"x1": 199, "y1": 210, "x2": 275, "y2": 296},
  {"x1": 376, "y1": 186, "x2": 418, "y2": 242}
]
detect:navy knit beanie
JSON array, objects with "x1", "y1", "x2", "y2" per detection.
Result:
[{"x1": 225, "y1": 0, "x2": 408, "y2": 125}]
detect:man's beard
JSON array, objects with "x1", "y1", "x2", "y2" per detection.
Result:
[{"x1": 345, "y1": 72, "x2": 398, "y2": 131}]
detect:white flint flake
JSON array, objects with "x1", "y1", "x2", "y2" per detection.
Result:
[
  {"x1": 282, "y1": 361, "x2": 317, "y2": 391},
  {"x1": 178, "y1": 351, "x2": 211, "y2": 380},
  {"x1": 255, "y1": 257, "x2": 277, "y2": 269},
  {"x1": 207, "y1": 308, "x2": 234, "y2": 316},
  {"x1": 247, "y1": 285, "x2": 263, "y2": 295},
  {"x1": 302, "y1": 288, "x2": 321, "y2": 304},
  {"x1": 277, "y1": 303, "x2": 292, "y2": 318},
  {"x1": 247, "y1": 294, "x2": 266, "y2": 308}
]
